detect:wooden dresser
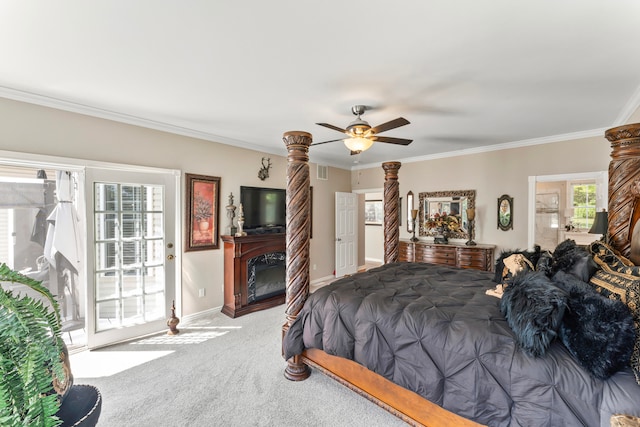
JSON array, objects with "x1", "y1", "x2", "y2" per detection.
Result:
[{"x1": 399, "y1": 240, "x2": 495, "y2": 271}]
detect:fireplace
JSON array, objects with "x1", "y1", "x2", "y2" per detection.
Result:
[
  {"x1": 221, "y1": 233, "x2": 286, "y2": 318},
  {"x1": 247, "y1": 252, "x2": 286, "y2": 303}
]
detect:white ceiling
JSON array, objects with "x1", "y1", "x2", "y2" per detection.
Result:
[{"x1": 1, "y1": 1, "x2": 639, "y2": 170}]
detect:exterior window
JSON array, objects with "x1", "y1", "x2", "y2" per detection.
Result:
[{"x1": 571, "y1": 182, "x2": 596, "y2": 230}]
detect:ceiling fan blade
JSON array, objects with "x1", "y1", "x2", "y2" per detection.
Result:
[
  {"x1": 316, "y1": 123, "x2": 348, "y2": 134},
  {"x1": 368, "y1": 117, "x2": 410, "y2": 135},
  {"x1": 310, "y1": 138, "x2": 344, "y2": 146},
  {"x1": 372, "y1": 135, "x2": 413, "y2": 145}
]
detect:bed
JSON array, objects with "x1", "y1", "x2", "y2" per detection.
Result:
[{"x1": 279, "y1": 126, "x2": 640, "y2": 426}]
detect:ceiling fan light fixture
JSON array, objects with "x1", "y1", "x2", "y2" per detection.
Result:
[{"x1": 344, "y1": 137, "x2": 373, "y2": 153}]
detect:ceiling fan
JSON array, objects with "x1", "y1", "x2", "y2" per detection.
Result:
[{"x1": 312, "y1": 105, "x2": 412, "y2": 155}]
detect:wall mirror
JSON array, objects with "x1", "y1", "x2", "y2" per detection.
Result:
[
  {"x1": 419, "y1": 190, "x2": 476, "y2": 239},
  {"x1": 406, "y1": 191, "x2": 414, "y2": 232}
]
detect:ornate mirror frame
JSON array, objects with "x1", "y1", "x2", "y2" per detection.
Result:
[
  {"x1": 419, "y1": 189, "x2": 476, "y2": 239},
  {"x1": 498, "y1": 194, "x2": 513, "y2": 231}
]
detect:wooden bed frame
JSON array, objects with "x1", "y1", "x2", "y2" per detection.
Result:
[{"x1": 281, "y1": 124, "x2": 640, "y2": 426}]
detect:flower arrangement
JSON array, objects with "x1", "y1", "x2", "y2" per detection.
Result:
[
  {"x1": 425, "y1": 212, "x2": 460, "y2": 232},
  {"x1": 194, "y1": 192, "x2": 212, "y2": 221}
]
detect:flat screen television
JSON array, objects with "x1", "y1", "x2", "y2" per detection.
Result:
[{"x1": 240, "y1": 186, "x2": 286, "y2": 231}]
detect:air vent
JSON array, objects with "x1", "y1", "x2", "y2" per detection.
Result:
[{"x1": 317, "y1": 165, "x2": 328, "y2": 181}]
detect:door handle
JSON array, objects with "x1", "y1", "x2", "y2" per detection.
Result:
[
  {"x1": 167, "y1": 254, "x2": 175, "y2": 260},
  {"x1": 336, "y1": 238, "x2": 342, "y2": 242}
]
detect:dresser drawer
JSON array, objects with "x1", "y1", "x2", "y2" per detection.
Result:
[
  {"x1": 416, "y1": 245, "x2": 456, "y2": 257},
  {"x1": 456, "y1": 247, "x2": 493, "y2": 271},
  {"x1": 399, "y1": 241, "x2": 414, "y2": 262},
  {"x1": 416, "y1": 245, "x2": 456, "y2": 264},
  {"x1": 420, "y1": 255, "x2": 457, "y2": 266},
  {"x1": 398, "y1": 240, "x2": 494, "y2": 271}
]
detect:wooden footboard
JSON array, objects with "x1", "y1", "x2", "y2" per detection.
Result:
[{"x1": 302, "y1": 348, "x2": 485, "y2": 427}]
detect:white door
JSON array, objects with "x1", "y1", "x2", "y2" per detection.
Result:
[
  {"x1": 335, "y1": 192, "x2": 357, "y2": 278},
  {"x1": 85, "y1": 168, "x2": 179, "y2": 349}
]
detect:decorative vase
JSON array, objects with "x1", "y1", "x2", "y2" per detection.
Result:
[
  {"x1": 166, "y1": 300, "x2": 180, "y2": 335},
  {"x1": 198, "y1": 220, "x2": 210, "y2": 233},
  {"x1": 434, "y1": 227, "x2": 449, "y2": 244}
]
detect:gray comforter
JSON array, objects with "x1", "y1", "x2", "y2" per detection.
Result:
[{"x1": 282, "y1": 262, "x2": 640, "y2": 427}]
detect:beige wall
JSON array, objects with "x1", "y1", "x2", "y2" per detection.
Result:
[
  {"x1": 1, "y1": 95, "x2": 637, "y2": 316},
  {"x1": 351, "y1": 135, "x2": 612, "y2": 256},
  {"x1": 0, "y1": 97, "x2": 349, "y2": 316}
]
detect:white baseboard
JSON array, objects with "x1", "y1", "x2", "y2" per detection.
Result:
[
  {"x1": 181, "y1": 306, "x2": 223, "y2": 325},
  {"x1": 183, "y1": 277, "x2": 335, "y2": 320},
  {"x1": 311, "y1": 274, "x2": 335, "y2": 285}
]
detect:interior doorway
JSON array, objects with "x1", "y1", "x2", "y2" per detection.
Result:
[
  {"x1": 363, "y1": 191, "x2": 384, "y2": 264},
  {"x1": 528, "y1": 171, "x2": 608, "y2": 251}
]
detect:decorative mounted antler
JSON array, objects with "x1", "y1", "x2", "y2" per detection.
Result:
[{"x1": 258, "y1": 157, "x2": 272, "y2": 181}]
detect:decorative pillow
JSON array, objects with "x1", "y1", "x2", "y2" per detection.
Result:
[
  {"x1": 550, "y1": 239, "x2": 598, "y2": 282},
  {"x1": 535, "y1": 250, "x2": 553, "y2": 276},
  {"x1": 590, "y1": 240, "x2": 638, "y2": 272},
  {"x1": 493, "y1": 246, "x2": 542, "y2": 284},
  {"x1": 500, "y1": 271, "x2": 567, "y2": 357},
  {"x1": 553, "y1": 271, "x2": 635, "y2": 379},
  {"x1": 589, "y1": 241, "x2": 640, "y2": 385}
]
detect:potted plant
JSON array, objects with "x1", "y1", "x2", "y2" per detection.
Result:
[
  {"x1": 194, "y1": 191, "x2": 212, "y2": 232},
  {"x1": 425, "y1": 212, "x2": 460, "y2": 244},
  {"x1": 0, "y1": 263, "x2": 73, "y2": 427}
]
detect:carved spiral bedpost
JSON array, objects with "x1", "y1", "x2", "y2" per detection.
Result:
[
  {"x1": 382, "y1": 162, "x2": 401, "y2": 264},
  {"x1": 282, "y1": 130, "x2": 312, "y2": 381},
  {"x1": 604, "y1": 123, "x2": 640, "y2": 258}
]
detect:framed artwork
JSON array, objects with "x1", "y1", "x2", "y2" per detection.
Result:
[
  {"x1": 185, "y1": 173, "x2": 221, "y2": 251},
  {"x1": 498, "y1": 194, "x2": 513, "y2": 231},
  {"x1": 365, "y1": 200, "x2": 383, "y2": 225}
]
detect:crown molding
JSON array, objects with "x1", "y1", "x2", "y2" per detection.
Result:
[
  {"x1": 0, "y1": 86, "x2": 286, "y2": 158},
  {"x1": 351, "y1": 128, "x2": 607, "y2": 170},
  {"x1": 614, "y1": 83, "x2": 640, "y2": 126},
  {"x1": 0, "y1": 85, "x2": 627, "y2": 173}
]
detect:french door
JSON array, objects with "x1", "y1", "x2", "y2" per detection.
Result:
[{"x1": 85, "y1": 168, "x2": 179, "y2": 349}]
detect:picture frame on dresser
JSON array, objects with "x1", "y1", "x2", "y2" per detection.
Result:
[{"x1": 185, "y1": 173, "x2": 221, "y2": 251}]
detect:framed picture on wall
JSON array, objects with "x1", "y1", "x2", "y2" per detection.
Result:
[
  {"x1": 185, "y1": 173, "x2": 221, "y2": 251},
  {"x1": 365, "y1": 200, "x2": 383, "y2": 225},
  {"x1": 498, "y1": 194, "x2": 513, "y2": 231}
]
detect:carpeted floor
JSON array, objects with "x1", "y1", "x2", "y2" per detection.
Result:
[{"x1": 71, "y1": 305, "x2": 407, "y2": 426}]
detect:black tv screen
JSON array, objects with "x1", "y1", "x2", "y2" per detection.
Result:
[{"x1": 240, "y1": 186, "x2": 286, "y2": 230}]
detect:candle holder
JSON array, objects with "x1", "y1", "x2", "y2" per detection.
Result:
[
  {"x1": 466, "y1": 208, "x2": 477, "y2": 246},
  {"x1": 410, "y1": 209, "x2": 419, "y2": 242}
]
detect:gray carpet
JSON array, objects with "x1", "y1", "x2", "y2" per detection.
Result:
[{"x1": 72, "y1": 305, "x2": 408, "y2": 426}]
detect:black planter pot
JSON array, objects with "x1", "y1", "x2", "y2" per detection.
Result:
[{"x1": 57, "y1": 384, "x2": 102, "y2": 427}]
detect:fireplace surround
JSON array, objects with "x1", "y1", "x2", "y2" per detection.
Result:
[{"x1": 221, "y1": 233, "x2": 286, "y2": 318}]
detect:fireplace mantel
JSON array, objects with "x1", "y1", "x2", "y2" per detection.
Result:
[{"x1": 221, "y1": 233, "x2": 286, "y2": 318}]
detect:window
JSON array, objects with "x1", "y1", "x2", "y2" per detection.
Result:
[{"x1": 570, "y1": 182, "x2": 596, "y2": 230}]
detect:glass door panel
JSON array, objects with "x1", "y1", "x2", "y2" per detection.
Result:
[{"x1": 86, "y1": 168, "x2": 177, "y2": 349}]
